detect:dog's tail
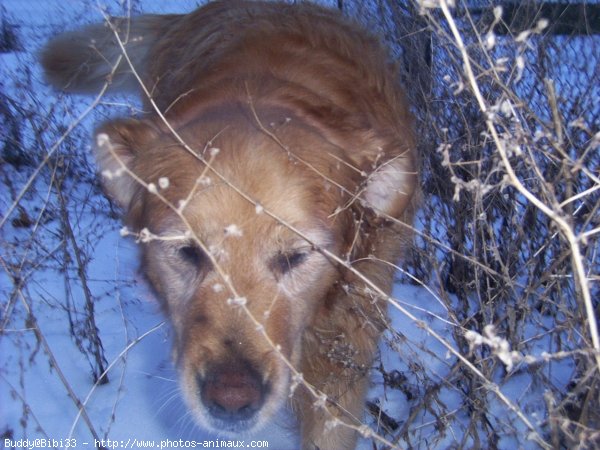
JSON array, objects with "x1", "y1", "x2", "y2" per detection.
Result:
[{"x1": 41, "y1": 14, "x2": 180, "y2": 94}]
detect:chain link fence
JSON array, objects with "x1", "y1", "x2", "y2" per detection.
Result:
[{"x1": 358, "y1": 0, "x2": 599, "y2": 447}]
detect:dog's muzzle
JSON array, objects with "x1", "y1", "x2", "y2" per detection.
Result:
[{"x1": 198, "y1": 360, "x2": 270, "y2": 431}]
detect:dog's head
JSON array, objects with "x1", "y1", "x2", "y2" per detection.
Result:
[{"x1": 94, "y1": 108, "x2": 414, "y2": 433}]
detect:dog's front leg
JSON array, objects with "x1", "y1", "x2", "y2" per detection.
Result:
[
  {"x1": 297, "y1": 374, "x2": 369, "y2": 449},
  {"x1": 295, "y1": 312, "x2": 380, "y2": 450}
]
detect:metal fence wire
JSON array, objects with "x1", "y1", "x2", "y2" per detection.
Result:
[{"x1": 345, "y1": 0, "x2": 600, "y2": 447}]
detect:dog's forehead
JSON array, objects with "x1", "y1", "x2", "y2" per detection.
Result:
[
  {"x1": 141, "y1": 124, "x2": 342, "y2": 245},
  {"x1": 185, "y1": 183, "x2": 322, "y2": 243}
]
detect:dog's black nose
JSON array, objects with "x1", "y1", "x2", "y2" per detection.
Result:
[{"x1": 199, "y1": 362, "x2": 267, "y2": 423}]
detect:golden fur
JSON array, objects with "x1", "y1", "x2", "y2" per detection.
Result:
[{"x1": 42, "y1": 1, "x2": 417, "y2": 448}]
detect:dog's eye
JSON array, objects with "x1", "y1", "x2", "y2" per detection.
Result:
[
  {"x1": 179, "y1": 244, "x2": 205, "y2": 267},
  {"x1": 272, "y1": 251, "x2": 307, "y2": 275}
]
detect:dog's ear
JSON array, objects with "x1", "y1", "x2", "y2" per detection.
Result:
[
  {"x1": 94, "y1": 118, "x2": 159, "y2": 210},
  {"x1": 362, "y1": 154, "x2": 416, "y2": 219}
]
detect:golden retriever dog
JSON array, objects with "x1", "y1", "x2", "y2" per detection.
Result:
[{"x1": 42, "y1": 1, "x2": 416, "y2": 448}]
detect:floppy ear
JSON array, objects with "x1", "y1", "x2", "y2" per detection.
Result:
[
  {"x1": 361, "y1": 153, "x2": 416, "y2": 218},
  {"x1": 94, "y1": 119, "x2": 159, "y2": 210}
]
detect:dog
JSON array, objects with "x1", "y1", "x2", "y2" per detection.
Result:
[{"x1": 42, "y1": 1, "x2": 416, "y2": 448}]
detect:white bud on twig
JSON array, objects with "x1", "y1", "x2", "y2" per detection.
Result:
[
  {"x1": 227, "y1": 296, "x2": 247, "y2": 306},
  {"x1": 484, "y1": 32, "x2": 496, "y2": 50},
  {"x1": 158, "y1": 177, "x2": 170, "y2": 189},
  {"x1": 224, "y1": 224, "x2": 243, "y2": 237}
]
